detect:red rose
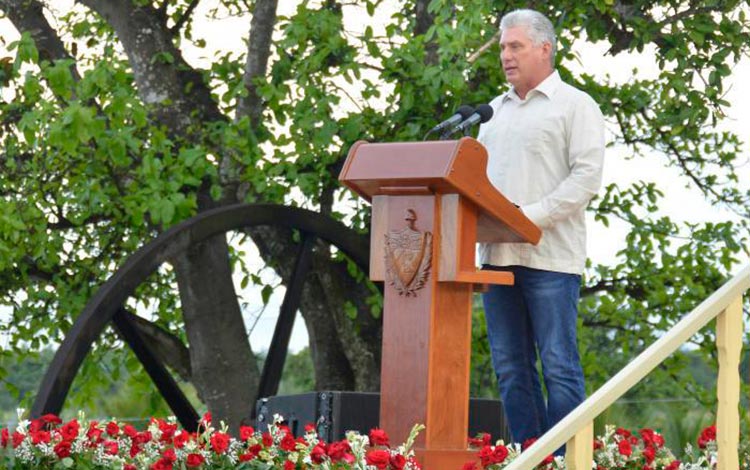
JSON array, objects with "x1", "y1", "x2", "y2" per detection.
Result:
[
  {"x1": 163, "y1": 448, "x2": 177, "y2": 462},
  {"x1": 462, "y1": 461, "x2": 478, "y2": 470},
  {"x1": 311, "y1": 443, "x2": 327, "y2": 463},
  {"x1": 201, "y1": 412, "x2": 212, "y2": 425},
  {"x1": 468, "y1": 433, "x2": 491, "y2": 448},
  {"x1": 123, "y1": 424, "x2": 138, "y2": 438},
  {"x1": 248, "y1": 444, "x2": 263, "y2": 457},
  {"x1": 615, "y1": 427, "x2": 631, "y2": 438},
  {"x1": 103, "y1": 440, "x2": 119, "y2": 455},
  {"x1": 29, "y1": 419, "x2": 43, "y2": 433},
  {"x1": 480, "y1": 444, "x2": 509, "y2": 466},
  {"x1": 653, "y1": 434, "x2": 665, "y2": 448},
  {"x1": 210, "y1": 432, "x2": 230, "y2": 454},
  {"x1": 87, "y1": 426, "x2": 104, "y2": 444},
  {"x1": 125, "y1": 465, "x2": 137, "y2": 470},
  {"x1": 665, "y1": 460, "x2": 681, "y2": 470},
  {"x1": 479, "y1": 445, "x2": 493, "y2": 466},
  {"x1": 1, "y1": 428, "x2": 8, "y2": 447},
  {"x1": 133, "y1": 431, "x2": 152, "y2": 445},
  {"x1": 618, "y1": 439, "x2": 632, "y2": 457},
  {"x1": 284, "y1": 460, "x2": 296, "y2": 470},
  {"x1": 61, "y1": 420, "x2": 80, "y2": 441},
  {"x1": 369, "y1": 428, "x2": 390, "y2": 447},
  {"x1": 492, "y1": 445, "x2": 509, "y2": 464},
  {"x1": 240, "y1": 425, "x2": 255, "y2": 440},
  {"x1": 390, "y1": 453, "x2": 407, "y2": 470},
  {"x1": 130, "y1": 443, "x2": 142, "y2": 458},
  {"x1": 41, "y1": 414, "x2": 63, "y2": 426},
  {"x1": 366, "y1": 449, "x2": 391, "y2": 469},
  {"x1": 280, "y1": 432, "x2": 297, "y2": 451},
  {"x1": 327, "y1": 440, "x2": 353, "y2": 462},
  {"x1": 54, "y1": 440, "x2": 72, "y2": 459},
  {"x1": 12, "y1": 431, "x2": 25, "y2": 448},
  {"x1": 31, "y1": 430, "x2": 51, "y2": 445},
  {"x1": 151, "y1": 456, "x2": 174, "y2": 470},
  {"x1": 642, "y1": 445, "x2": 655, "y2": 463},
  {"x1": 239, "y1": 445, "x2": 262, "y2": 462},
  {"x1": 186, "y1": 453, "x2": 205, "y2": 467},
  {"x1": 262, "y1": 432, "x2": 273, "y2": 447},
  {"x1": 106, "y1": 421, "x2": 120, "y2": 437},
  {"x1": 698, "y1": 425, "x2": 716, "y2": 449},
  {"x1": 159, "y1": 422, "x2": 178, "y2": 442},
  {"x1": 593, "y1": 440, "x2": 603, "y2": 450},
  {"x1": 521, "y1": 437, "x2": 537, "y2": 450},
  {"x1": 304, "y1": 423, "x2": 316, "y2": 433},
  {"x1": 174, "y1": 431, "x2": 190, "y2": 448}
]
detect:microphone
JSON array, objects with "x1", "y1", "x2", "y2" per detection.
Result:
[
  {"x1": 440, "y1": 104, "x2": 494, "y2": 139},
  {"x1": 424, "y1": 105, "x2": 475, "y2": 139}
]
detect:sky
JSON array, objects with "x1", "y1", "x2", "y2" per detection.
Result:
[{"x1": 1, "y1": 2, "x2": 748, "y2": 356}]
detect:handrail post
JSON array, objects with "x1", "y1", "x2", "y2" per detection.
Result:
[
  {"x1": 715, "y1": 294, "x2": 743, "y2": 470},
  {"x1": 565, "y1": 421, "x2": 593, "y2": 470}
]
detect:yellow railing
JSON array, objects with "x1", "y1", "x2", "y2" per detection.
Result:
[{"x1": 502, "y1": 264, "x2": 750, "y2": 470}]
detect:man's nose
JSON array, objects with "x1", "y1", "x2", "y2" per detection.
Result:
[{"x1": 500, "y1": 48, "x2": 512, "y2": 62}]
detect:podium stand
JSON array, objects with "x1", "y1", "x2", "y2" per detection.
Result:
[{"x1": 339, "y1": 137, "x2": 540, "y2": 470}]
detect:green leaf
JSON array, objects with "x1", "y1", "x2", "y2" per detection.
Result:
[
  {"x1": 159, "y1": 198, "x2": 175, "y2": 225},
  {"x1": 261, "y1": 284, "x2": 273, "y2": 305}
]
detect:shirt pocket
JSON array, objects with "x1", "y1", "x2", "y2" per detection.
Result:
[
  {"x1": 523, "y1": 114, "x2": 562, "y2": 157},
  {"x1": 523, "y1": 112, "x2": 568, "y2": 172}
]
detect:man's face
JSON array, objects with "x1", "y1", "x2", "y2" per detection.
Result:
[{"x1": 499, "y1": 26, "x2": 552, "y2": 96}]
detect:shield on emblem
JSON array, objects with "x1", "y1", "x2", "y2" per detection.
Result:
[{"x1": 384, "y1": 210, "x2": 432, "y2": 296}]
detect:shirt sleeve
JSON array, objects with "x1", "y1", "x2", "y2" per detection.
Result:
[{"x1": 521, "y1": 95, "x2": 605, "y2": 229}]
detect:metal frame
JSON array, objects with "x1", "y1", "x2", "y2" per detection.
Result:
[{"x1": 31, "y1": 203, "x2": 370, "y2": 431}]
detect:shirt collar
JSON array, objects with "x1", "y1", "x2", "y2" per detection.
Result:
[{"x1": 503, "y1": 70, "x2": 561, "y2": 102}]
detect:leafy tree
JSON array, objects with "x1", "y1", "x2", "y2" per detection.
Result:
[{"x1": 0, "y1": 0, "x2": 748, "y2": 432}]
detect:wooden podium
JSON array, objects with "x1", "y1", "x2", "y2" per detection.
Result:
[{"x1": 339, "y1": 137, "x2": 540, "y2": 470}]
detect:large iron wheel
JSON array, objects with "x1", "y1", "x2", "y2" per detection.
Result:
[{"x1": 31, "y1": 203, "x2": 370, "y2": 431}]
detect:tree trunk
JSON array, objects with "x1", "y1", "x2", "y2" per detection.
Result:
[
  {"x1": 249, "y1": 226, "x2": 381, "y2": 392},
  {"x1": 171, "y1": 234, "x2": 260, "y2": 432}
]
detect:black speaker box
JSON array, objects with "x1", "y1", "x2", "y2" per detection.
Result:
[{"x1": 255, "y1": 391, "x2": 509, "y2": 443}]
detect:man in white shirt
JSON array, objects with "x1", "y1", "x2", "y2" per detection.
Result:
[{"x1": 476, "y1": 9, "x2": 605, "y2": 450}]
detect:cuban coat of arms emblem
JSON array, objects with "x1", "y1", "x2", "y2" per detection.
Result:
[{"x1": 384, "y1": 209, "x2": 432, "y2": 296}]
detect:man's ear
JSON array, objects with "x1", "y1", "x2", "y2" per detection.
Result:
[{"x1": 541, "y1": 41, "x2": 552, "y2": 61}]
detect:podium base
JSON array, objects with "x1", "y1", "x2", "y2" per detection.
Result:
[{"x1": 415, "y1": 448, "x2": 478, "y2": 470}]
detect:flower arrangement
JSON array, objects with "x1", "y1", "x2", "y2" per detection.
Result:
[
  {"x1": 466, "y1": 423, "x2": 750, "y2": 470},
  {"x1": 1, "y1": 409, "x2": 747, "y2": 470},
  {"x1": 0, "y1": 411, "x2": 422, "y2": 470}
]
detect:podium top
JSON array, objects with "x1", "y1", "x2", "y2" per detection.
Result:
[{"x1": 339, "y1": 138, "x2": 541, "y2": 244}]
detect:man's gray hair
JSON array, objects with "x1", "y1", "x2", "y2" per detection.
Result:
[{"x1": 500, "y1": 9, "x2": 557, "y2": 66}]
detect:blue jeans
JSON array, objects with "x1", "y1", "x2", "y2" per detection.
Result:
[{"x1": 481, "y1": 265, "x2": 585, "y2": 449}]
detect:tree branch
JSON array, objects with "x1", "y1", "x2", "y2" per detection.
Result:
[
  {"x1": 77, "y1": 0, "x2": 223, "y2": 136},
  {"x1": 0, "y1": 0, "x2": 80, "y2": 80},
  {"x1": 170, "y1": 0, "x2": 201, "y2": 35},
  {"x1": 236, "y1": 0, "x2": 278, "y2": 127},
  {"x1": 414, "y1": 0, "x2": 437, "y2": 65},
  {"x1": 657, "y1": 5, "x2": 724, "y2": 28},
  {"x1": 595, "y1": 4, "x2": 669, "y2": 56}
]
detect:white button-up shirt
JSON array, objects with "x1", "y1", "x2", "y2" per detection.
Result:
[{"x1": 477, "y1": 71, "x2": 605, "y2": 275}]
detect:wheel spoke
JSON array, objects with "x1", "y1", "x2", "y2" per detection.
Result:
[
  {"x1": 112, "y1": 308, "x2": 200, "y2": 431},
  {"x1": 256, "y1": 232, "x2": 316, "y2": 402}
]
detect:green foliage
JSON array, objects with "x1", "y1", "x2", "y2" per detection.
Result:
[{"x1": 278, "y1": 347, "x2": 315, "y2": 395}]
